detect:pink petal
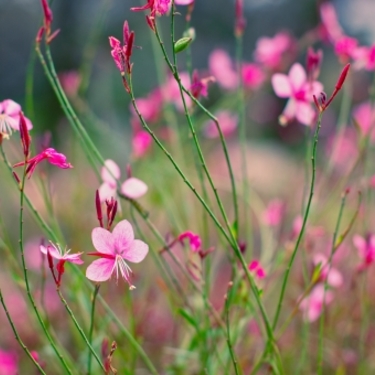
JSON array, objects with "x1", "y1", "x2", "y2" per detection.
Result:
[
  {"x1": 40, "y1": 245, "x2": 61, "y2": 260},
  {"x1": 353, "y1": 235, "x2": 367, "y2": 258},
  {"x1": 64, "y1": 253, "x2": 84, "y2": 265},
  {"x1": 121, "y1": 177, "x2": 148, "y2": 199},
  {"x1": 98, "y1": 182, "x2": 117, "y2": 202},
  {"x1": 1, "y1": 99, "x2": 21, "y2": 116},
  {"x1": 112, "y1": 220, "x2": 134, "y2": 253},
  {"x1": 327, "y1": 268, "x2": 343, "y2": 287},
  {"x1": 92, "y1": 227, "x2": 115, "y2": 255},
  {"x1": 123, "y1": 239, "x2": 149, "y2": 263},
  {"x1": 101, "y1": 159, "x2": 121, "y2": 185},
  {"x1": 175, "y1": 0, "x2": 194, "y2": 4},
  {"x1": 271, "y1": 73, "x2": 292, "y2": 98},
  {"x1": 281, "y1": 99, "x2": 297, "y2": 123},
  {"x1": 288, "y1": 63, "x2": 307, "y2": 91},
  {"x1": 86, "y1": 258, "x2": 115, "y2": 282},
  {"x1": 295, "y1": 102, "x2": 315, "y2": 126}
]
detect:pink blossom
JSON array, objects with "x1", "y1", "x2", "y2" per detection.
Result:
[
  {"x1": 203, "y1": 110, "x2": 238, "y2": 138},
  {"x1": 254, "y1": 32, "x2": 296, "y2": 70},
  {"x1": 13, "y1": 148, "x2": 73, "y2": 178},
  {"x1": 131, "y1": 0, "x2": 171, "y2": 16},
  {"x1": 208, "y1": 49, "x2": 238, "y2": 91},
  {"x1": 132, "y1": 130, "x2": 152, "y2": 158},
  {"x1": 312, "y1": 253, "x2": 343, "y2": 288},
  {"x1": 262, "y1": 199, "x2": 284, "y2": 226},
  {"x1": 86, "y1": 219, "x2": 149, "y2": 287},
  {"x1": 162, "y1": 72, "x2": 192, "y2": 110},
  {"x1": 59, "y1": 71, "x2": 81, "y2": 97},
  {"x1": 99, "y1": 159, "x2": 148, "y2": 202},
  {"x1": 334, "y1": 36, "x2": 358, "y2": 62},
  {"x1": 319, "y1": 2, "x2": 344, "y2": 44},
  {"x1": 271, "y1": 63, "x2": 323, "y2": 125},
  {"x1": 178, "y1": 231, "x2": 202, "y2": 252},
  {"x1": 353, "y1": 234, "x2": 375, "y2": 271},
  {"x1": 132, "y1": 89, "x2": 162, "y2": 123},
  {"x1": 175, "y1": 0, "x2": 194, "y2": 4},
  {"x1": 0, "y1": 350, "x2": 18, "y2": 375},
  {"x1": 352, "y1": 101, "x2": 375, "y2": 141},
  {"x1": 190, "y1": 70, "x2": 215, "y2": 99},
  {"x1": 242, "y1": 63, "x2": 265, "y2": 90},
  {"x1": 299, "y1": 284, "x2": 334, "y2": 322},
  {"x1": 351, "y1": 45, "x2": 375, "y2": 71},
  {"x1": 0, "y1": 99, "x2": 33, "y2": 138},
  {"x1": 248, "y1": 260, "x2": 266, "y2": 279}
]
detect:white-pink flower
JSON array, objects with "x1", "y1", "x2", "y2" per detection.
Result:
[
  {"x1": 86, "y1": 220, "x2": 149, "y2": 287},
  {"x1": 99, "y1": 159, "x2": 148, "y2": 202},
  {"x1": 203, "y1": 110, "x2": 238, "y2": 138},
  {"x1": 208, "y1": 49, "x2": 238, "y2": 91},
  {"x1": 312, "y1": 253, "x2": 343, "y2": 288},
  {"x1": 271, "y1": 63, "x2": 323, "y2": 126},
  {"x1": 353, "y1": 234, "x2": 375, "y2": 272},
  {"x1": 175, "y1": 0, "x2": 194, "y2": 5},
  {"x1": 0, "y1": 99, "x2": 33, "y2": 138}
]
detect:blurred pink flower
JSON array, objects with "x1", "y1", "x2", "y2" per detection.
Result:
[
  {"x1": 59, "y1": 71, "x2": 81, "y2": 97},
  {"x1": 178, "y1": 231, "x2": 202, "y2": 252},
  {"x1": 208, "y1": 49, "x2": 238, "y2": 91},
  {"x1": 13, "y1": 148, "x2": 73, "y2": 178},
  {"x1": 262, "y1": 199, "x2": 284, "y2": 226},
  {"x1": 191, "y1": 70, "x2": 215, "y2": 99},
  {"x1": 300, "y1": 284, "x2": 334, "y2": 322},
  {"x1": 99, "y1": 159, "x2": 148, "y2": 202},
  {"x1": 86, "y1": 219, "x2": 149, "y2": 287},
  {"x1": 0, "y1": 350, "x2": 17, "y2": 375},
  {"x1": 353, "y1": 234, "x2": 375, "y2": 272},
  {"x1": 203, "y1": 110, "x2": 238, "y2": 138},
  {"x1": 175, "y1": 0, "x2": 194, "y2": 5},
  {"x1": 242, "y1": 63, "x2": 265, "y2": 90},
  {"x1": 248, "y1": 260, "x2": 266, "y2": 279},
  {"x1": 132, "y1": 130, "x2": 152, "y2": 158},
  {"x1": 334, "y1": 36, "x2": 358, "y2": 62},
  {"x1": 351, "y1": 45, "x2": 375, "y2": 71},
  {"x1": 0, "y1": 99, "x2": 32, "y2": 138},
  {"x1": 254, "y1": 32, "x2": 295, "y2": 70},
  {"x1": 352, "y1": 101, "x2": 375, "y2": 141},
  {"x1": 162, "y1": 72, "x2": 192, "y2": 110},
  {"x1": 312, "y1": 253, "x2": 343, "y2": 288},
  {"x1": 271, "y1": 63, "x2": 323, "y2": 126},
  {"x1": 319, "y1": 2, "x2": 344, "y2": 44},
  {"x1": 132, "y1": 89, "x2": 162, "y2": 123}
]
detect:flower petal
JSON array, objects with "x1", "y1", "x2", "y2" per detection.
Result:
[
  {"x1": 1, "y1": 99, "x2": 21, "y2": 116},
  {"x1": 98, "y1": 182, "x2": 117, "y2": 202},
  {"x1": 295, "y1": 102, "x2": 315, "y2": 125},
  {"x1": 123, "y1": 239, "x2": 149, "y2": 263},
  {"x1": 86, "y1": 258, "x2": 115, "y2": 282},
  {"x1": 288, "y1": 63, "x2": 307, "y2": 91},
  {"x1": 353, "y1": 234, "x2": 367, "y2": 259},
  {"x1": 101, "y1": 159, "x2": 121, "y2": 185},
  {"x1": 40, "y1": 244, "x2": 61, "y2": 260},
  {"x1": 112, "y1": 220, "x2": 134, "y2": 254},
  {"x1": 92, "y1": 227, "x2": 115, "y2": 255},
  {"x1": 121, "y1": 177, "x2": 148, "y2": 199},
  {"x1": 271, "y1": 73, "x2": 292, "y2": 98}
]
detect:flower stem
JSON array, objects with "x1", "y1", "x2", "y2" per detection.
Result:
[{"x1": 87, "y1": 284, "x2": 101, "y2": 375}]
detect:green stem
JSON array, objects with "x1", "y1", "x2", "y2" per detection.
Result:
[
  {"x1": 272, "y1": 112, "x2": 324, "y2": 331},
  {"x1": 87, "y1": 284, "x2": 101, "y2": 375},
  {"x1": 0, "y1": 289, "x2": 47, "y2": 375}
]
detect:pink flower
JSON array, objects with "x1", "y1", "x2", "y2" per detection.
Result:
[
  {"x1": 299, "y1": 284, "x2": 334, "y2": 322},
  {"x1": 254, "y1": 32, "x2": 296, "y2": 70},
  {"x1": 0, "y1": 350, "x2": 17, "y2": 375},
  {"x1": 208, "y1": 49, "x2": 238, "y2": 91},
  {"x1": 132, "y1": 130, "x2": 152, "y2": 158},
  {"x1": 99, "y1": 159, "x2": 148, "y2": 202},
  {"x1": 132, "y1": 89, "x2": 162, "y2": 123},
  {"x1": 319, "y1": 2, "x2": 344, "y2": 44},
  {"x1": 178, "y1": 231, "x2": 202, "y2": 252},
  {"x1": 262, "y1": 199, "x2": 284, "y2": 226},
  {"x1": 131, "y1": 0, "x2": 171, "y2": 16},
  {"x1": 175, "y1": 0, "x2": 194, "y2": 4},
  {"x1": 162, "y1": 72, "x2": 192, "y2": 111},
  {"x1": 312, "y1": 253, "x2": 343, "y2": 288},
  {"x1": 352, "y1": 101, "x2": 375, "y2": 141},
  {"x1": 353, "y1": 234, "x2": 375, "y2": 272},
  {"x1": 242, "y1": 63, "x2": 265, "y2": 90},
  {"x1": 40, "y1": 242, "x2": 84, "y2": 286},
  {"x1": 248, "y1": 260, "x2": 266, "y2": 279},
  {"x1": 334, "y1": 36, "x2": 358, "y2": 62},
  {"x1": 271, "y1": 63, "x2": 323, "y2": 126},
  {"x1": 190, "y1": 70, "x2": 215, "y2": 99},
  {"x1": 0, "y1": 99, "x2": 33, "y2": 138},
  {"x1": 351, "y1": 45, "x2": 375, "y2": 71},
  {"x1": 86, "y1": 219, "x2": 149, "y2": 287},
  {"x1": 203, "y1": 110, "x2": 238, "y2": 138},
  {"x1": 59, "y1": 71, "x2": 81, "y2": 97},
  {"x1": 13, "y1": 148, "x2": 73, "y2": 178}
]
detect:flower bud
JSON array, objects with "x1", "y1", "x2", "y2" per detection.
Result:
[{"x1": 174, "y1": 37, "x2": 192, "y2": 53}]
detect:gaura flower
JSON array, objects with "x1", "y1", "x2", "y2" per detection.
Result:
[
  {"x1": 248, "y1": 260, "x2": 266, "y2": 279},
  {"x1": 353, "y1": 234, "x2": 375, "y2": 272},
  {"x1": 13, "y1": 148, "x2": 73, "y2": 178},
  {"x1": 203, "y1": 110, "x2": 238, "y2": 139},
  {"x1": 131, "y1": 0, "x2": 171, "y2": 16},
  {"x1": 0, "y1": 350, "x2": 18, "y2": 375},
  {"x1": 0, "y1": 99, "x2": 32, "y2": 139},
  {"x1": 178, "y1": 231, "x2": 202, "y2": 252},
  {"x1": 86, "y1": 220, "x2": 149, "y2": 288},
  {"x1": 208, "y1": 49, "x2": 238, "y2": 91},
  {"x1": 271, "y1": 63, "x2": 323, "y2": 126}
]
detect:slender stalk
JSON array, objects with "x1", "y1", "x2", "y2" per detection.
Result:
[
  {"x1": 272, "y1": 112, "x2": 323, "y2": 331},
  {"x1": 0, "y1": 289, "x2": 47, "y2": 375},
  {"x1": 87, "y1": 284, "x2": 101, "y2": 375}
]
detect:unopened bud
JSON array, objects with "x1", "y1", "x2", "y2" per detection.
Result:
[{"x1": 174, "y1": 37, "x2": 192, "y2": 54}]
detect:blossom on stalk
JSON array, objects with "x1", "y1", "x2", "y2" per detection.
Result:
[
  {"x1": 131, "y1": 0, "x2": 171, "y2": 29},
  {"x1": 248, "y1": 260, "x2": 266, "y2": 279},
  {"x1": 242, "y1": 63, "x2": 265, "y2": 90},
  {"x1": 0, "y1": 350, "x2": 17, "y2": 375},
  {"x1": 319, "y1": 2, "x2": 344, "y2": 44},
  {"x1": 0, "y1": 99, "x2": 32, "y2": 139},
  {"x1": 13, "y1": 148, "x2": 73, "y2": 178},
  {"x1": 353, "y1": 234, "x2": 375, "y2": 272},
  {"x1": 352, "y1": 101, "x2": 375, "y2": 141},
  {"x1": 99, "y1": 159, "x2": 148, "y2": 202},
  {"x1": 312, "y1": 253, "x2": 343, "y2": 287},
  {"x1": 208, "y1": 49, "x2": 238, "y2": 91},
  {"x1": 262, "y1": 199, "x2": 284, "y2": 226},
  {"x1": 203, "y1": 110, "x2": 238, "y2": 138},
  {"x1": 271, "y1": 63, "x2": 323, "y2": 125},
  {"x1": 178, "y1": 231, "x2": 202, "y2": 252},
  {"x1": 132, "y1": 130, "x2": 152, "y2": 158},
  {"x1": 40, "y1": 242, "x2": 84, "y2": 286},
  {"x1": 86, "y1": 219, "x2": 149, "y2": 287},
  {"x1": 299, "y1": 284, "x2": 334, "y2": 322}
]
